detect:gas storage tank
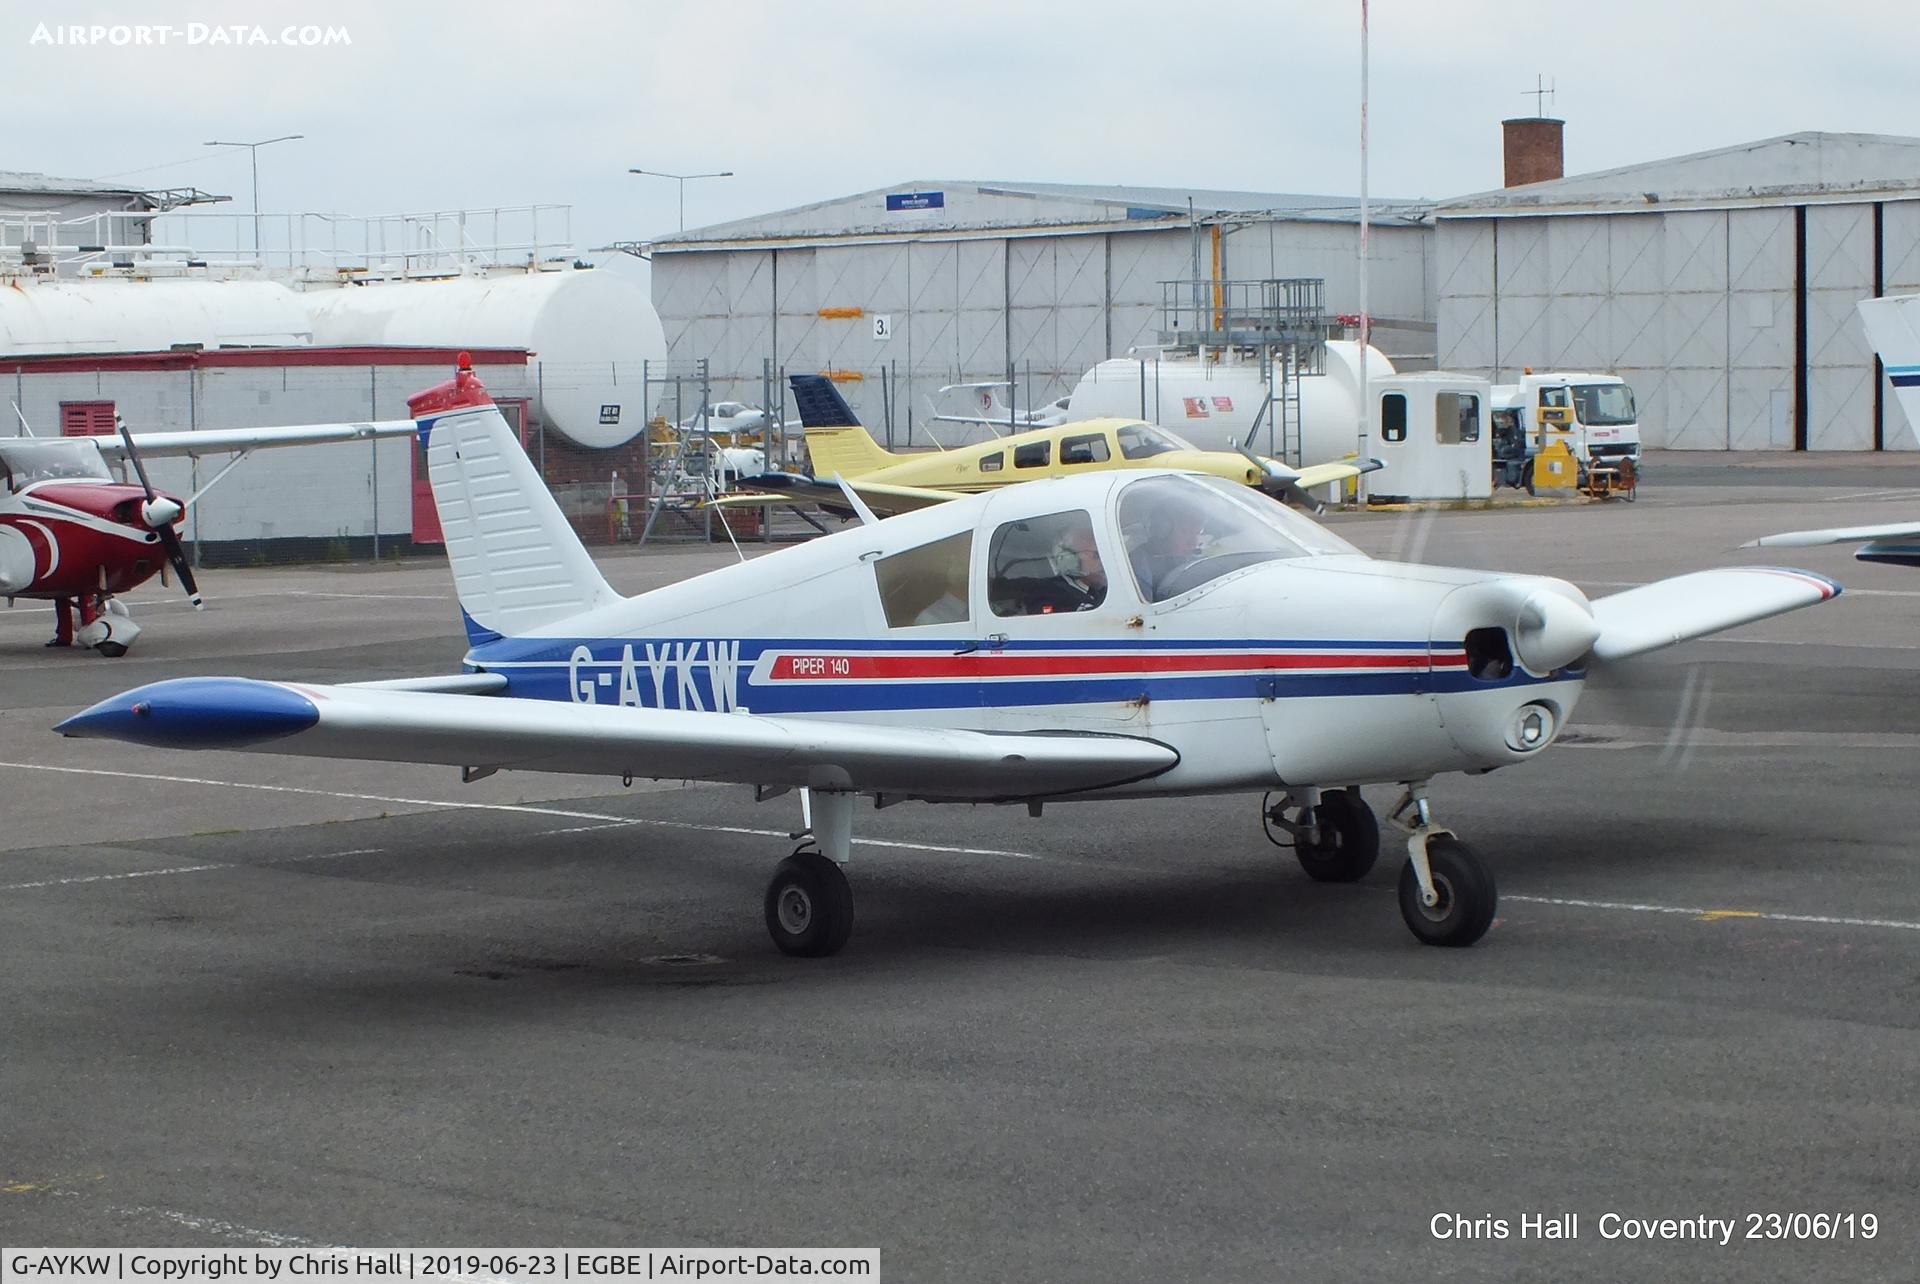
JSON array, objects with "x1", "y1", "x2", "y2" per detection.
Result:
[
  {"x1": 0, "y1": 279, "x2": 313, "y2": 355},
  {"x1": 1064, "y1": 340, "x2": 1394, "y2": 466},
  {"x1": 304, "y1": 263, "x2": 666, "y2": 449}
]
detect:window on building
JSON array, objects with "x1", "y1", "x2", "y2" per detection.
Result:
[
  {"x1": 1013, "y1": 440, "x2": 1051, "y2": 469},
  {"x1": 60, "y1": 401, "x2": 116, "y2": 436},
  {"x1": 978, "y1": 451, "x2": 1005, "y2": 473},
  {"x1": 1437, "y1": 392, "x2": 1481, "y2": 444},
  {"x1": 1380, "y1": 393, "x2": 1407, "y2": 443},
  {"x1": 873, "y1": 531, "x2": 973, "y2": 627},
  {"x1": 1059, "y1": 432, "x2": 1112, "y2": 465}
]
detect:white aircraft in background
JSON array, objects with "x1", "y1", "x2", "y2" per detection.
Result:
[
  {"x1": 929, "y1": 381, "x2": 1074, "y2": 431},
  {"x1": 1747, "y1": 294, "x2": 1920, "y2": 567},
  {"x1": 57, "y1": 358, "x2": 1842, "y2": 955}
]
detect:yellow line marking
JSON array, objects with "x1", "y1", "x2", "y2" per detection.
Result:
[
  {"x1": 1697, "y1": 910, "x2": 1764, "y2": 923},
  {"x1": 4, "y1": 1173, "x2": 104, "y2": 1194}
]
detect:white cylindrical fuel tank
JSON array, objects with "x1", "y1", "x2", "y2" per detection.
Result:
[
  {"x1": 304, "y1": 263, "x2": 666, "y2": 448},
  {"x1": 0, "y1": 279, "x2": 313, "y2": 355},
  {"x1": 1064, "y1": 340, "x2": 1394, "y2": 465}
]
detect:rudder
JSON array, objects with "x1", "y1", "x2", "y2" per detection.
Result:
[
  {"x1": 1861, "y1": 294, "x2": 1920, "y2": 449},
  {"x1": 410, "y1": 363, "x2": 617, "y2": 640}
]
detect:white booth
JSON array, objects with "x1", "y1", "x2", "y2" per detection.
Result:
[{"x1": 1366, "y1": 372, "x2": 1493, "y2": 502}]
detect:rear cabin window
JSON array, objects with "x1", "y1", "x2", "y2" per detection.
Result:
[
  {"x1": 1437, "y1": 392, "x2": 1480, "y2": 444},
  {"x1": 1013, "y1": 440, "x2": 1051, "y2": 469},
  {"x1": 988, "y1": 510, "x2": 1107, "y2": 617},
  {"x1": 1380, "y1": 393, "x2": 1407, "y2": 443},
  {"x1": 978, "y1": 451, "x2": 1005, "y2": 473},
  {"x1": 873, "y1": 531, "x2": 973, "y2": 627},
  {"x1": 1059, "y1": 432, "x2": 1111, "y2": 465}
]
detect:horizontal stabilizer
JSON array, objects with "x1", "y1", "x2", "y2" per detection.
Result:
[
  {"x1": 101, "y1": 419, "x2": 419, "y2": 460},
  {"x1": 1588, "y1": 567, "x2": 1841, "y2": 663},
  {"x1": 718, "y1": 472, "x2": 956, "y2": 516},
  {"x1": 56, "y1": 678, "x2": 1179, "y2": 801}
]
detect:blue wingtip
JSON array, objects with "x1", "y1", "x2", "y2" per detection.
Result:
[{"x1": 55, "y1": 677, "x2": 319, "y2": 749}]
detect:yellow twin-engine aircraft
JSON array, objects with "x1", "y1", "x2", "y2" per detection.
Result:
[{"x1": 718, "y1": 375, "x2": 1377, "y2": 518}]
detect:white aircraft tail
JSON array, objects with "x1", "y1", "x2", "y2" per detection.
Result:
[
  {"x1": 421, "y1": 397, "x2": 618, "y2": 643},
  {"x1": 1860, "y1": 295, "x2": 1920, "y2": 448}
]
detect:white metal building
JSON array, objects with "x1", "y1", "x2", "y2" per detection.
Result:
[
  {"x1": 1433, "y1": 132, "x2": 1920, "y2": 451},
  {"x1": 648, "y1": 182, "x2": 1433, "y2": 444},
  {"x1": 2, "y1": 346, "x2": 533, "y2": 562}
]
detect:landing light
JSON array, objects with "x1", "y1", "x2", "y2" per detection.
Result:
[{"x1": 1506, "y1": 702, "x2": 1555, "y2": 752}]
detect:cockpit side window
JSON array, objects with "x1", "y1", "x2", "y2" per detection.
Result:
[
  {"x1": 988, "y1": 510, "x2": 1108, "y2": 617},
  {"x1": 874, "y1": 531, "x2": 973, "y2": 628}
]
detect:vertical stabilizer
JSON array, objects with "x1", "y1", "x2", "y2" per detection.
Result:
[
  {"x1": 410, "y1": 359, "x2": 616, "y2": 640},
  {"x1": 787, "y1": 375, "x2": 899, "y2": 479},
  {"x1": 1861, "y1": 295, "x2": 1920, "y2": 449}
]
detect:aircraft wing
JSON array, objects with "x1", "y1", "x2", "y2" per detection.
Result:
[
  {"x1": 55, "y1": 677, "x2": 1179, "y2": 801},
  {"x1": 1587, "y1": 567, "x2": 1842, "y2": 663},
  {"x1": 714, "y1": 472, "x2": 957, "y2": 516},
  {"x1": 1743, "y1": 520, "x2": 1920, "y2": 568},
  {"x1": 101, "y1": 419, "x2": 420, "y2": 460}
]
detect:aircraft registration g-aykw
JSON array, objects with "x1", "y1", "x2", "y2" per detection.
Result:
[
  {"x1": 2, "y1": 413, "x2": 417, "y2": 654},
  {"x1": 718, "y1": 374, "x2": 1375, "y2": 517},
  {"x1": 57, "y1": 356, "x2": 1844, "y2": 954},
  {"x1": 1746, "y1": 294, "x2": 1920, "y2": 566}
]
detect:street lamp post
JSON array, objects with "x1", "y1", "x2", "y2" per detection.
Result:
[
  {"x1": 204, "y1": 134, "x2": 304, "y2": 259},
  {"x1": 628, "y1": 167, "x2": 734, "y2": 233}
]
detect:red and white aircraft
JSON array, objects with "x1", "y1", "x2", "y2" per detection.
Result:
[
  {"x1": 1, "y1": 415, "x2": 415, "y2": 654},
  {"x1": 57, "y1": 358, "x2": 1843, "y2": 952}
]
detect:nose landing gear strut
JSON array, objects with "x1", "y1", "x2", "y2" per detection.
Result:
[{"x1": 1387, "y1": 783, "x2": 1497, "y2": 947}]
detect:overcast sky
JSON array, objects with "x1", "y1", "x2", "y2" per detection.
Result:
[{"x1": 9, "y1": 0, "x2": 1916, "y2": 256}]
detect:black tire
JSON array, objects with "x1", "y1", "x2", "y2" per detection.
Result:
[
  {"x1": 1520, "y1": 459, "x2": 1536, "y2": 497},
  {"x1": 1398, "y1": 835, "x2": 1497, "y2": 947},
  {"x1": 764, "y1": 850, "x2": 855, "y2": 957},
  {"x1": 95, "y1": 641, "x2": 128, "y2": 658},
  {"x1": 1294, "y1": 788, "x2": 1380, "y2": 883}
]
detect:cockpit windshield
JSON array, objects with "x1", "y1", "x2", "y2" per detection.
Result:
[
  {"x1": 1571, "y1": 383, "x2": 1637, "y2": 426},
  {"x1": 0, "y1": 439, "x2": 112, "y2": 491},
  {"x1": 1115, "y1": 422, "x2": 1194, "y2": 460},
  {"x1": 1118, "y1": 474, "x2": 1359, "y2": 602}
]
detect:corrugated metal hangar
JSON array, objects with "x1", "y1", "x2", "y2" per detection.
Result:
[
  {"x1": 652, "y1": 131, "x2": 1920, "y2": 451},
  {"x1": 1434, "y1": 132, "x2": 1920, "y2": 450},
  {"x1": 647, "y1": 182, "x2": 1433, "y2": 445}
]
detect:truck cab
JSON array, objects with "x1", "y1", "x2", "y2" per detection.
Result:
[{"x1": 1492, "y1": 372, "x2": 1641, "y2": 471}]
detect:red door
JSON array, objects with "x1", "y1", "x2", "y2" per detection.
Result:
[{"x1": 413, "y1": 398, "x2": 529, "y2": 544}]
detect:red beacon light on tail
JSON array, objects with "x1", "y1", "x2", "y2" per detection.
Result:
[{"x1": 407, "y1": 350, "x2": 494, "y2": 418}]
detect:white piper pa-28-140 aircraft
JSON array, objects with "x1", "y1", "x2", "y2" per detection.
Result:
[{"x1": 57, "y1": 357, "x2": 1845, "y2": 954}]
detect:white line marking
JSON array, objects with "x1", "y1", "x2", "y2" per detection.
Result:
[
  {"x1": 1506, "y1": 893, "x2": 1920, "y2": 934},
  {"x1": 109, "y1": 1203, "x2": 314, "y2": 1246},
  {"x1": 1, "y1": 862, "x2": 226, "y2": 891},
  {"x1": 0, "y1": 762, "x2": 1055, "y2": 862},
  {"x1": 0, "y1": 848, "x2": 383, "y2": 892}
]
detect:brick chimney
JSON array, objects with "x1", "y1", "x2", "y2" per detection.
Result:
[{"x1": 1502, "y1": 117, "x2": 1564, "y2": 187}]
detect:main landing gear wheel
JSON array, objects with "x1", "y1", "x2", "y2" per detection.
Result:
[
  {"x1": 764, "y1": 848, "x2": 855, "y2": 958},
  {"x1": 1398, "y1": 835, "x2": 1497, "y2": 948},
  {"x1": 94, "y1": 641, "x2": 128, "y2": 658},
  {"x1": 1293, "y1": 788, "x2": 1380, "y2": 883}
]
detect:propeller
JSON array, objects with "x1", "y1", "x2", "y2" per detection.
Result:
[
  {"x1": 1233, "y1": 446, "x2": 1324, "y2": 511},
  {"x1": 116, "y1": 416, "x2": 203, "y2": 609}
]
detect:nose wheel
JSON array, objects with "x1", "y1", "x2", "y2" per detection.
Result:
[{"x1": 1387, "y1": 785, "x2": 1497, "y2": 947}]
